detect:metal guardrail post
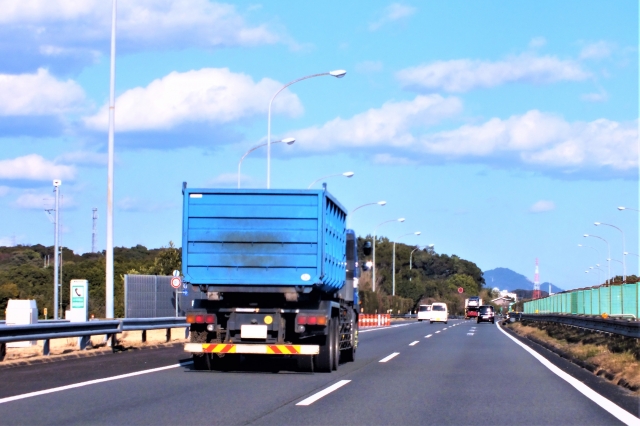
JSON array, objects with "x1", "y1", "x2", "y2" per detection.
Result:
[
  {"x1": 43, "y1": 339, "x2": 50, "y2": 356},
  {"x1": 0, "y1": 343, "x2": 5, "y2": 361},
  {"x1": 142, "y1": 330, "x2": 147, "y2": 343},
  {"x1": 184, "y1": 327, "x2": 189, "y2": 339},
  {"x1": 166, "y1": 328, "x2": 171, "y2": 343}
]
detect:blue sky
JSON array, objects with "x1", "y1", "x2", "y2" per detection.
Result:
[{"x1": 0, "y1": 0, "x2": 637, "y2": 290}]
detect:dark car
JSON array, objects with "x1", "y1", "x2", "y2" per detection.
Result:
[{"x1": 476, "y1": 305, "x2": 495, "y2": 324}]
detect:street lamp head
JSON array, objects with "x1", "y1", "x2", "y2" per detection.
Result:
[
  {"x1": 583, "y1": 234, "x2": 589, "y2": 237},
  {"x1": 577, "y1": 244, "x2": 583, "y2": 247},
  {"x1": 281, "y1": 137, "x2": 295, "y2": 145},
  {"x1": 329, "y1": 69, "x2": 347, "y2": 78},
  {"x1": 398, "y1": 218, "x2": 405, "y2": 222},
  {"x1": 342, "y1": 171, "x2": 355, "y2": 178},
  {"x1": 414, "y1": 231, "x2": 421, "y2": 235},
  {"x1": 594, "y1": 222, "x2": 601, "y2": 226},
  {"x1": 624, "y1": 252, "x2": 628, "y2": 255},
  {"x1": 377, "y1": 201, "x2": 387, "y2": 206},
  {"x1": 618, "y1": 206, "x2": 626, "y2": 211}
]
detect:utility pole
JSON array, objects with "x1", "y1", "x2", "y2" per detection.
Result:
[
  {"x1": 92, "y1": 208, "x2": 98, "y2": 253},
  {"x1": 106, "y1": 0, "x2": 117, "y2": 319},
  {"x1": 53, "y1": 180, "x2": 61, "y2": 319}
]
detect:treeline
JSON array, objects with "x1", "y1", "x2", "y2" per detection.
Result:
[
  {"x1": 0, "y1": 237, "x2": 485, "y2": 318},
  {"x1": 0, "y1": 243, "x2": 181, "y2": 319},
  {"x1": 356, "y1": 236, "x2": 485, "y2": 315}
]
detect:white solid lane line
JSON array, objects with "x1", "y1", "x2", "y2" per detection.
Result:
[
  {"x1": 425, "y1": 334, "x2": 433, "y2": 338},
  {"x1": 497, "y1": 323, "x2": 638, "y2": 425},
  {"x1": 296, "y1": 380, "x2": 351, "y2": 406},
  {"x1": 379, "y1": 352, "x2": 400, "y2": 363},
  {"x1": 409, "y1": 341, "x2": 420, "y2": 346},
  {"x1": 0, "y1": 361, "x2": 193, "y2": 405}
]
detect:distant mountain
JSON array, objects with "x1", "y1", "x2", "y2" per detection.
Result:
[{"x1": 483, "y1": 267, "x2": 564, "y2": 293}]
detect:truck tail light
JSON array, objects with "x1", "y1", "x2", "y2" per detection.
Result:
[
  {"x1": 296, "y1": 314, "x2": 327, "y2": 326},
  {"x1": 186, "y1": 314, "x2": 196, "y2": 323},
  {"x1": 205, "y1": 314, "x2": 216, "y2": 324},
  {"x1": 317, "y1": 316, "x2": 327, "y2": 326},
  {"x1": 297, "y1": 315, "x2": 307, "y2": 325},
  {"x1": 307, "y1": 316, "x2": 317, "y2": 325},
  {"x1": 195, "y1": 314, "x2": 204, "y2": 323}
]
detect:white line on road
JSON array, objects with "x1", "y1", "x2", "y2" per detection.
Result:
[
  {"x1": 0, "y1": 361, "x2": 193, "y2": 405},
  {"x1": 296, "y1": 380, "x2": 351, "y2": 406},
  {"x1": 409, "y1": 341, "x2": 420, "y2": 346},
  {"x1": 425, "y1": 334, "x2": 433, "y2": 338},
  {"x1": 467, "y1": 333, "x2": 474, "y2": 336},
  {"x1": 379, "y1": 352, "x2": 400, "y2": 363},
  {"x1": 359, "y1": 322, "x2": 417, "y2": 333},
  {"x1": 497, "y1": 323, "x2": 639, "y2": 425},
  {"x1": 435, "y1": 331, "x2": 441, "y2": 334}
]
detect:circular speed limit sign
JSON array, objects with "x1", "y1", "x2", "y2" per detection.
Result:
[{"x1": 170, "y1": 276, "x2": 182, "y2": 289}]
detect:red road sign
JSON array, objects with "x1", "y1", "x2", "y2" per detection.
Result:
[
  {"x1": 170, "y1": 276, "x2": 182, "y2": 289},
  {"x1": 457, "y1": 287, "x2": 464, "y2": 294}
]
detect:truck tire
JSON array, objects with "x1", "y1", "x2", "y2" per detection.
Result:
[
  {"x1": 342, "y1": 319, "x2": 357, "y2": 363},
  {"x1": 192, "y1": 353, "x2": 209, "y2": 371},
  {"x1": 332, "y1": 319, "x2": 339, "y2": 371},
  {"x1": 314, "y1": 319, "x2": 334, "y2": 373}
]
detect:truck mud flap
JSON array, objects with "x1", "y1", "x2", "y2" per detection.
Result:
[{"x1": 184, "y1": 343, "x2": 319, "y2": 355}]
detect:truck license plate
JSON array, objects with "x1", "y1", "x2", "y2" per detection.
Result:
[{"x1": 241, "y1": 325, "x2": 267, "y2": 339}]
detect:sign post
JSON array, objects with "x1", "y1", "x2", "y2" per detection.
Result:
[{"x1": 170, "y1": 276, "x2": 182, "y2": 317}]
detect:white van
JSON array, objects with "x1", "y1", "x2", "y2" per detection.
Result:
[
  {"x1": 430, "y1": 302, "x2": 448, "y2": 324},
  {"x1": 417, "y1": 304, "x2": 432, "y2": 321}
]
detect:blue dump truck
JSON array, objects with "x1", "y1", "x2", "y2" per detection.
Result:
[{"x1": 182, "y1": 184, "x2": 365, "y2": 372}]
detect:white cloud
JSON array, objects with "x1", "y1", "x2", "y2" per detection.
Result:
[
  {"x1": 529, "y1": 200, "x2": 556, "y2": 213},
  {"x1": 0, "y1": 236, "x2": 15, "y2": 246},
  {"x1": 55, "y1": 151, "x2": 108, "y2": 166},
  {"x1": 117, "y1": 197, "x2": 178, "y2": 212},
  {"x1": 529, "y1": 37, "x2": 547, "y2": 48},
  {"x1": 0, "y1": 154, "x2": 75, "y2": 181},
  {"x1": 0, "y1": 186, "x2": 10, "y2": 196},
  {"x1": 288, "y1": 95, "x2": 462, "y2": 153},
  {"x1": 355, "y1": 60, "x2": 384, "y2": 73},
  {"x1": 372, "y1": 153, "x2": 416, "y2": 165},
  {"x1": 0, "y1": 68, "x2": 85, "y2": 115},
  {"x1": 14, "y1": 191, "x2": 75, "y2": 210},
  {"x1": 0, "y1": 0, "x2": 282, "y2": 52},
  {"x1": 83, "y1": 68, "x2": 303, "y2": 132},
  {"x1": 397, "y1": 54, "x2": 590, "y2": 93},
  {"x1": 580, "y1": 41, "x2": 614, "y2": 60},
  {"x1": 581, "y1": 91, "x2": 609, "y2": 102},
  {"x1": 419, "y1": 111, "x2": 638, "y2": 171},
  {"x1": 369, "y1": 3, "x2": 417, "y2": 31}
]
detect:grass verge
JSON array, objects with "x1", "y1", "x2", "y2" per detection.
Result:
[{"x1": 504, "y1": 320, "x2": 640, "y2": 394}]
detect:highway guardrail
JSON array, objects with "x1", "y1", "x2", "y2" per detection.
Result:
[
  {"x1": 511, "y1": 313, "x2": 639, "y2": 338},
  {"x1": 0, "y1": 317, "x2": 189, "y2": 361}
]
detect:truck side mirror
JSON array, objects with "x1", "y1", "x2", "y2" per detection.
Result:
[{"x1": 362, "y1": 241, "x2": 372, "y2": 256}]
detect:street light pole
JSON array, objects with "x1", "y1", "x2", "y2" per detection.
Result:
[
  {"x1": 347, "y1": 201, "x2": 386, "y2": 228},
  {"x1": 267, "y1": 70, "x2": 346, "y2": 189},
  {"x1": 307, "y1": 171, "x2": 354, "y2": 189},
  {"x1": 595, "y1": 222, "x2": 626, "y2": 282},
  {"x1": 409, "y1": 244, "x2": 434, "y2": 280},
  {"x1": 584, "y1": 234, "x2": 610, "y2": 284},
  {"x1": 53, "y1": 180, "x2": 61, "y2": 319},
  {"x1": 238, "y1": 138, "x2": 295, "y2": 188},
  {"x1": 372, "y1": 218, "x2": 405, "y2": 292},
  {"x1": 392, "y1": 232, "x2": 421, "y2": 296},
  {"x1": 105, "y1": 0, "x2": 117, "y2": 319}
]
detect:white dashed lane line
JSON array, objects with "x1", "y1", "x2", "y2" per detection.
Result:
[
  {"x1": 435, "y1": 331, "x2": 441, "y2": 334},
  {"x1": 296, "y1": 380, "x2": 351, "y2": 406},
  {"x1": 409, "y1": 341, "x2": 420, "y2": 346},
  {"x1": 379, "y1": 352, "x2": 400, "y2": 363},
  {"x1": 425, "y1": 334, "x2": 433, "y2": 338}
]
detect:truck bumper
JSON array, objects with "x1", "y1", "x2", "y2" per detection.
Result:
[{"x1": 184, "y1": 343, "x2": 319, "y2": 355}]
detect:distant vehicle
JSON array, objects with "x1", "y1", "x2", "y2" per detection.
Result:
[
  {"x1": 417, "y1": 304, "x2": 432, "y2": 322},
  {"x1": 477, "y1": 305, "x2": 495, "y2": 324},
  {"x1": 465, "y1": 296, "x2": 482, "y2": 319},
  {"x1": 430, "y1": 302, "x2": 448, "y2": 324}
]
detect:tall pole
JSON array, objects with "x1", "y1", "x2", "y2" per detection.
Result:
[
  {"x1": 53, "y1": 180, "x2": 60, "y2": 319},
  {"x1": 595, "y1": 222, "x2": 626, "y2": 282},
  {"x1": 92, "y1": 208, "x2": 98, "y2": 253},
  {"x1": 392, "y1": 231, "x2": 421, "y2": 296},
  {"x1": 106, "y1": 0, "x2": 117, "y2": 319},
  {"x1": 372, "y1": 218, "x2": 405, "y2": 292},
  {"x1": 267, "y1": 70, "x2": 346, "y2": 188}
]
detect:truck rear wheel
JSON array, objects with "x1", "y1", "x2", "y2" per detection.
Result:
[
  {"x1": 331, "y1": 319, "x2": 339, "y2": 371},
  {"x1": 342, "y1": 319, "x2": 357, "y2": 363},
  {"x1": 314, "y1": 319, "x2": 334, "y2": 373}
]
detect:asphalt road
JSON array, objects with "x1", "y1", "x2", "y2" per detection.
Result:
[{"x1": 0, "y1": 320, "x2": 638, "y2": 425}]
